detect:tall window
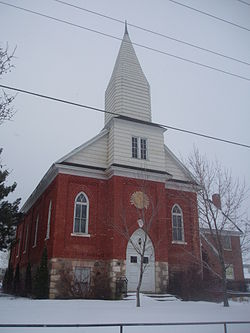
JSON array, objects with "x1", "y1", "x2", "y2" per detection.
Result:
[
  {"x1": 132, "y1": 137, "x2": 147, "y2": 160},
  {"x1": 140, "y1": 138, "x2": 147, "y2": 159},
  {"x1": 23, "y1": 224, "x2": 29, "y2": 254},
  {"x1": 45, "y1": 201, "x2": 52, "y2": 240},
  {"x1": 222, "y1": 235, "x2": 232, "y2": 250},
  {"x1": 16, "y1": 237, "x2": 21, "y2": 258},
  {"x1": 73, "y1": 193, "x2": 89, "y2": 234},
  {"x1": 172, "y1": 205, "x2": 184, "y2": 242},
  {"x1": 132, "y1": 137, "x2": 138, "y2": 158},
  {"x1": 226, "y1": 264, "x2": 234, "y2": 280},
  {"x1": 33, "y1": 215, "x2": 39, "y2": 248}
]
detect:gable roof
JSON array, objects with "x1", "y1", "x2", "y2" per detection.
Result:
[
  {"x1": 57, "y1": 129, "x2": 108, "y2": 169},
  {"x1": 164, "y1": 145, "x2": 197, "y2": 184}
]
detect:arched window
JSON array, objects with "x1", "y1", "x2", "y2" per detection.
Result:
[
  {"x1": 172, "y1": 204, "x2": 184, "y2": 242},
  {"x1": 73, "y1": 193, "x2": 89, "y2": 234}
]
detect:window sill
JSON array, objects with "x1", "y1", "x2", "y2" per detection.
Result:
[
  {"x1": 71, "y1": 233, "x2": 90, "y2": 238},
  {"x1": 172, "y1": 241, "x2": 187, "y2": 245},
  {"x1": 131, "y1": 157, "x2": 149, "y2": 161}
]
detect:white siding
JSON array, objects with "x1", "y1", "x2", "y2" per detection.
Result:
[
  {"x1": 107, "y1": 125, "x2": 114, "y2": 167},
  {"x1": 65, "y1": 134, "x2": 108, "y2": 169},
  {"x1": 108, "y1": 118, "x2": 166, "y2": 172},
  {"x1": 164, "y1": 146, "x2": 193, "y2": 182}
]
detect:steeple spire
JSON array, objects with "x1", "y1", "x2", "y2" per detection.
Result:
[
  {"x1": 124, "y1": 20, "x2": 128, "y2": 35},
  {"x1": 105, "y1": 27, "x2": 152, "y2": 125}
]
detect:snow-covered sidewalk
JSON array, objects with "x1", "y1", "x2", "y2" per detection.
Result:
[{"x1": 0, "y1": 293, "x2": 249, "y2": 332}]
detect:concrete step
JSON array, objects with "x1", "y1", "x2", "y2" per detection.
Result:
[{"x1": 143, "y1": 293, "x2": 179, "y2": 301}]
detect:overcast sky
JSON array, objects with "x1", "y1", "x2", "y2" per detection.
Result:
[{"x1": 0, "y1": 0, "x2": 249, "y2": 221}]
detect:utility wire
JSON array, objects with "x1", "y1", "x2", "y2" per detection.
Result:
[
  {"x1": 168, "y1": 0, "x2": 250, "y2": 32},
  {"x1": 53, "y1": 0, "x2": 250, "y2": 67},
  {"x1": 1, "y1": 83, "x2": 249, "y2": 149},
  {"x1": 236, "y1": 0, "x2": 250, "y2": 6},
  {"x1": 1, "y1": 1, "x2": 250, "y2": 82}
]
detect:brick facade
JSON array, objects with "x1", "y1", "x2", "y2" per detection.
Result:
[{"x1": 10, "y1": 173, "x2": 201, "y2": 297}]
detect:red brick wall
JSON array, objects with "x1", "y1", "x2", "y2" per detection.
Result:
[
  {"x1": 166, "y1": 188, "x2": 201, "y2": 270},
  {"x1": 10, "y1": 173, "x2": 201, "y2": 277},
  {"x1": 202, "y1": 233, "x2": 244, "y2": 281},
  {"x1": 10, "y1": 177, "x2": 58, "y2": 269}
]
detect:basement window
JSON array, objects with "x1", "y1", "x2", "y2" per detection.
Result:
[{"x1": 74, "y1": 267, "x2": 91, "y2": 293}]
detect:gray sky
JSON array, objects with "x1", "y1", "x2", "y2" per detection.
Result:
[{"x1": 0, "y1": 0, "x2": 249, "y2": 220}]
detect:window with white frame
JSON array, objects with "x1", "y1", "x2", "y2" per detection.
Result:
[
  {"x1": 16, "y1": 237, "x2": 21, "y2": 258},
  {"x1": 73, "y1": 193, "x2": 89, "y2": 234},
  {"x1": 172, "y1": 204, "x2": 184, "y2": 242},
  {"x1": 222, "y1": 235, "x2": 232, "y2": 250},
  {"x1": 33, "y1": 215, "x2": 39, "y2": 247},
  {"x1": 131, "y1": 137, "x2": 147, "y2": 160},
  {"x1": 45, "y1": 200, "x2": 52, "y2": 240},
  {"x1": 23, "y1": 224, "x2": 29, "y2": 254},
  {"x1": 226, "y1": 264, "x2": 234, "y2": 280}
]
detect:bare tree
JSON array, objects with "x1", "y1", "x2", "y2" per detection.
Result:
[
  {"x1": 111, "y1": 179, "x2": 164, "y2": 307},
  {"x1": 0, "y1": 44, "x2": 16, "y2": 125},
  {"x1": 186, "y1": 147, "x2": 248, "y2": 307}
]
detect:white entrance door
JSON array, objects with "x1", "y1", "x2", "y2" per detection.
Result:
[{"x1": 126, "y1": 229, "x2": 155, "y2": 292}]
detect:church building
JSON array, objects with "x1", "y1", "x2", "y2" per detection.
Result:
[{"x1": 10, "y1": 26, "x2": 201, "y2": 298}]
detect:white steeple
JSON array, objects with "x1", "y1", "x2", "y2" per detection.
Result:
[{"x1": 105, "y1": 23, "x2": 152, "y2": 125}]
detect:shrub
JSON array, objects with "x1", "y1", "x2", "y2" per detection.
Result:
[
  {"x1": 2, "y1": 264, "x2": 13, "y2": 293},
  {"x1": 13, "y1": 263, "x2": 20, "y2": 295},
  {"x1": 24, "y1": 263, "x2": 32, "y2": 297},
  {"x1": 168, "y1": 266, "x2": 204, "y2": 301},
  {"x1": 56, "y1": 264, "x2": 91, "y2": 299},
  {"x1": 33, "y1": 248, "x2": 49, "y2": 299}
]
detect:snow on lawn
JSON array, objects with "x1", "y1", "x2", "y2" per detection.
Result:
[{"x1": 0, "y1": 293, "x2": 250, "y2": 333}]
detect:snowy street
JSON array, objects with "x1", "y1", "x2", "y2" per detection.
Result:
[{"x1": 0, "y1": 293, "x2": 250, "y2": 333}]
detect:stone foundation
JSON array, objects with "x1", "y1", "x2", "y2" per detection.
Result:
[
  {"x1": 49, "y1": 258, "x2": 126, "y2": 299},
  {"x1": 155, "y1": 261, "x2": 169, "y2": 293},
  {"x1": 49, "y1": 258, "x2": 168, "y2": 298}
]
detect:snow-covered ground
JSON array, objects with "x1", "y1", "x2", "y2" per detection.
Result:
[{"x1": 0, "y1": 293, "x2": 249, "y2": 333}]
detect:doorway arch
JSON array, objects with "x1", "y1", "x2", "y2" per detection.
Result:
[{"x1": 126, "y1": 229, "x2": 155, "y2": 292}]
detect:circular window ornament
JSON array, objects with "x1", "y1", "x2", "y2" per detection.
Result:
[{"x1": 130, "y1": 191, "x2": 149, "y2": 209}]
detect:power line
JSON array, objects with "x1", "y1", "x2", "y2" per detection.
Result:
[
  {"x1": 53, "y1": 0, "x2": 250, "y2": 67},
  {"x1": 1, "y1": 1, "x2": 250, "y2": 82},
  {"x1": 236, "y1": 0, "x2": 250, "y2": 6},
  {"x1": 168, "y1": 0, "x2": 250, "y2": 32},
  {"x1": 1, "y1": 83, "x2": 249, "y2": 149}
]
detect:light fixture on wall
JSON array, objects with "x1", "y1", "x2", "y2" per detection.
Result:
[{"x1": 137, "y1": 219, "x2": 144, "y2": 228}]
